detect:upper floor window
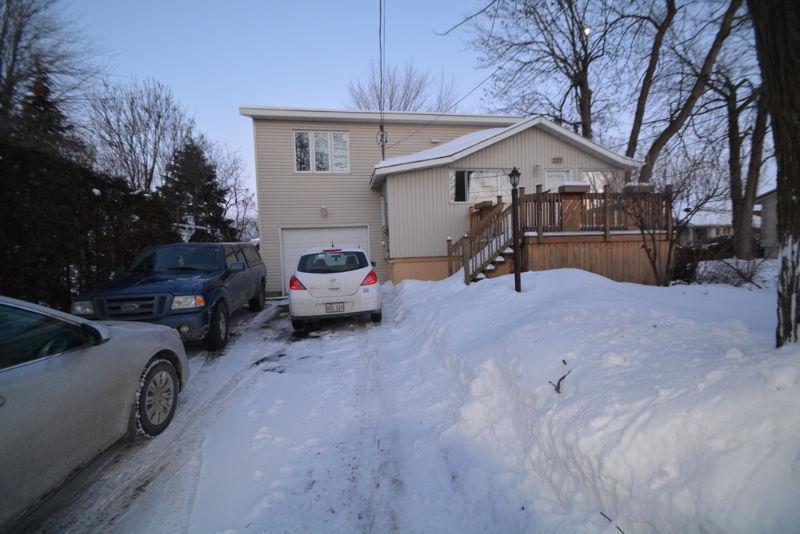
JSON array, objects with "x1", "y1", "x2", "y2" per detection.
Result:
[{"x1": 294, "y1": 131, "x2": 349, "y2": 173}]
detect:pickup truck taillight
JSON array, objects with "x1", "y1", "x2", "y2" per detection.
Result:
[
  {"x1": 361, "y1": 270, "x2": 378, "y2": 286},
  {"x1": 289, "y1": 275, "x2": 306, "y2": 291}
]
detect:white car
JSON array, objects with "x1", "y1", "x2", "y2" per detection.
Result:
[{"x1": 288, "y1": 246, "x2": 382, "y2": 330}]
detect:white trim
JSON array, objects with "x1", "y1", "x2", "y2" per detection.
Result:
[
  {"x1": 523, "y1": 230, "x2": 664, "y2": 237},
  {"x1": 278, "y1": 224, "x2": 371, "y2": 294},
  {"x1": 371, "y1": 116, "x2": 643, "y2": 186},
  {"x1": 240, "y1": 105, "x2": 523, "y2": 126},
  {"x1": 293, "y1": 130, "x2": 350, "y2": 174}
]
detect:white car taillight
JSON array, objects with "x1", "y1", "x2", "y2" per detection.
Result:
[{"x1": 361, "y1": 270, "x2": 378, "y2": 286}]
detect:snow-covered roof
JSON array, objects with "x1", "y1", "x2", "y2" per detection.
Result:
[
  {"x1": 690, "y1": 210, "x2": 733, "y2": 227},
  {"x1": 370, "y1": 116, "x2": 643, "y2": 188},
  {"x1": 238, "y1": 106, "x2": 521, "y2": 127}
]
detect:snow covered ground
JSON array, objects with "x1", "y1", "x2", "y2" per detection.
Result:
[{"x1": 27, "y1": 267, "x2": 800, "y2": 533}]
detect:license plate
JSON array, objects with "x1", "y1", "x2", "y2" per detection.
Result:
[{"x1": 325, "y1": 302, "x2": 345, "y2": 313}]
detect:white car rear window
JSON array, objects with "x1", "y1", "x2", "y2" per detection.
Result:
[{"x1": 298, "y1": 252, "x2": 368, "y2": 274}]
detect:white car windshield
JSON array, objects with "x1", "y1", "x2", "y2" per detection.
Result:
[{"x1": 298, "y1": 251, "x2": 368, "y2": 274}]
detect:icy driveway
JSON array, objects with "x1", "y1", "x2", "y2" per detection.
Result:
[
  {"x1": 30, "y1": 291, "x2": 526, "y2": 533},
  {"x1": 27, "y1": 267, "x2": 800, "y2": 533}
]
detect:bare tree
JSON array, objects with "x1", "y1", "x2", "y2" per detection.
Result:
[
  {"x1": 627, "y1": 131, "x2": 729, "y2": 285},
  {"x1": 637, "y1": 0, "x2": 743, "y2": 182},
  {"x1": 90, "y1": 78, "x2": 193, "y2": 191},
  {"x1": 702, "y1": 39, "x2": 768, "y2": 259},
  {"x1": 0, "y1": 0, "x2": 100, "y2": 136},
  {"x1": 347, "y1": 60, "x2": 458, "y2": 112},
  {"x1": 205, "y1": 141, "x2": 258, "y2": 241},
  {"x1": 453, "y1": 0, "x2": 742, "y2": 175},
  {"x1": 451, "y1": 0, "x2": 630, "y2": 139},
  {"x1": 748, "y1": 0, "x2": 800, "y2": 347},
  {"x1": 621, "y1": 0, "x2": 677, "y2": 158}
]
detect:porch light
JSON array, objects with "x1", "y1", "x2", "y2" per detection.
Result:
[{"x1": 508, "y1": 167, "x2": 521, "y2": 187}]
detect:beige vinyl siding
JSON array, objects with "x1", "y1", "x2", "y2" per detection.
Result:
[
  {"x1": 387, "y1": 168, "x2": 463, "y2": 258},
  {"x1": 253, "y1": 119, "x2": 484, "y2": 293},
  {"x1": 455, "y1": 126, "x2": 618, "y2": 184},
  {"x1": 386, "y1": 125, "x2": 629, "y2": 259}
]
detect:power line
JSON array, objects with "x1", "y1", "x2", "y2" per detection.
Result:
[
  {"x1": 385, "y1": 49, "x2": 524, "y2": 150},
  {"x1": 377, "y1": 0, "x2": 388, "y2": 159}
]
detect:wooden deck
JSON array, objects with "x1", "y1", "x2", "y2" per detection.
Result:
[{"x1": 447, "y1": 186, "x2": 672, "y2": 285}]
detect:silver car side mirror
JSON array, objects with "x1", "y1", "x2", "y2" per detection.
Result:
[{"x1": 82, "y1": 323, "x2": 110, "y2": 346}]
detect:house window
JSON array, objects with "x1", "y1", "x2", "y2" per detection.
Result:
[
  {"x1": 294, "y1": 131, "x2": 349, "y2": 173},
  {"x1": 450, "y1": 170, "x2": 511, "y2": 204}
]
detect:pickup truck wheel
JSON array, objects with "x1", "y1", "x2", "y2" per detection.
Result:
[
  {"x1": 131, "y1": 359, "x2": 178, "y2": 438},
  {"x1": 291, "y1": 319, "x2": 306, "y2": 331},
  {"x1": 249, "y1": 282, "x2": 265, "y2": 312},
  {"x1": 205, "y1": 302, "x2": 230, "y2": 350}
]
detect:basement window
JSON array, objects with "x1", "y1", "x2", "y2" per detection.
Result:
[{"x1": 294, "y1": 131, "x2": 349, "y2": 173}]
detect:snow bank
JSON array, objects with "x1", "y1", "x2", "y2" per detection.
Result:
[
  {"x1": 696, "y1": 259, "x2": 778, "y2": 289},
  {"x1": 389, "y1": 268, "x2": 800, "y2": 532}
]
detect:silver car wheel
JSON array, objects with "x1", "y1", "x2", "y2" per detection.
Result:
[{"x1": 145, "y1": 370, "x2": 175, "y2": 426}]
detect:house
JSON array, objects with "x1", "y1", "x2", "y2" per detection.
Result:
[
  {"x1": 755, "y1": 189, "x2": 778, "y2": 258},
  {"x1": 240, "y1": 106, "x2": 661, "y2": 294},
  {"x1": 679, "y1": 209, "x2": 735, "y2": 246}
]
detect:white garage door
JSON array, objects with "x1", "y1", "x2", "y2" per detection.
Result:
[{"x1": 280, "y1": 226, "x2": 370, "y2": 293}]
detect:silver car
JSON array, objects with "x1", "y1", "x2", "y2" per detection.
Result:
[{"x1": 0, "y1": 295, "x2": 190, "y2": 528}]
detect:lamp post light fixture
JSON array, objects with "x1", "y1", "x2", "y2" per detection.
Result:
[{"x1": 508, "y1": 166, "x2": 522, "y2": 293}]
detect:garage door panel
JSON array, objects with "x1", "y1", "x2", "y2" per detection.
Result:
[{"x1": 280, "y1": 226, "x2": 369, "y2": 293}]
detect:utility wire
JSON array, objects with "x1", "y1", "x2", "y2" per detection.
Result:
[
  {"x1": 377, "y1": 0, "x2": 388, "y2": 159},
  {"x1": 385, "y1": 48, "x2": 524, "y2": 150}
]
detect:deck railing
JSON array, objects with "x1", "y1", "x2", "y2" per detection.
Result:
[
  {"x1": 448, "y1": 203, "x2": 514, "y2": 283},
  {"x1": 447, "y1": 186, "x2": 672, "y2": 283}
]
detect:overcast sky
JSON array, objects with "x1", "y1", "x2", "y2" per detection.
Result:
[{"x1": 64, "y1": 0, "x2": 490, "y2": 189}]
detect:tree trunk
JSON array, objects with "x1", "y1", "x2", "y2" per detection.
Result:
[
  {"x1": 577, "y1": 69, "x2": 593, "y2": 139},
  {"x1": 638, "y1": 0, "x2": 742, "y2": 183},
  {"x1": 749, "y1": 0, "x2": 800, "y2": 347},
  {"x1": 626, "y1": 0, "x2": 677, "y2": 159},
  {"x1": 736, "y1": 90, "x2": 769, "y2": 259}
]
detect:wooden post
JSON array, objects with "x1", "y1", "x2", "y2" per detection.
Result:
[
  {"x1": 446, "y1": 236, "x2": 453, "y2": 275},
  {"x1": 462, "y1": 233, "x2": 471, "y2": 284},
  {"x1": 536, "y1": 184, "x2": 543, "y2": 244},
  {"x1": 603, "y1": 186, "x2": 611, "y2": 242},
  {"x1": 664, "y1": 184, "x2": 673, "y2": 241}
]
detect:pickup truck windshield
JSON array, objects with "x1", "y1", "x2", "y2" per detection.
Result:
[
  {"x1": 128, "y1": 246, "x2": 220, "y2": 274},
  {"x1": 298, "y1": 251, "x2": 368, "y2": 273}
]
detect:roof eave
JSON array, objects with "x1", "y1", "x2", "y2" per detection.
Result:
[
  {"x1": 371, "y1": 116, "x2": 643, "y2": 178},
  {"x1": 238, "y1": 106, "x2": 523, "y2": 126}
]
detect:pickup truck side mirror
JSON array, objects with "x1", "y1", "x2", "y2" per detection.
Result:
[
  {"x1": 111, "y1": 265, "x2": 128, "y2": 279},
  {"x1": 371, "y1": 261, "x2": 376, "y2": 267},
  {"x1": 229, "y1": 261, "x2": 246, "y2": 273}
]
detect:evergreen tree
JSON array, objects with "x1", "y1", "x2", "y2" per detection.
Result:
[
  {"x1": 12, "y1": 61, "x2": 84, "y2": 158},
  {"x1": 160, "y1": 138, "x2": 236, "y2": 242}
]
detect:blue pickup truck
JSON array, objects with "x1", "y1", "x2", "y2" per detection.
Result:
[{"x1": 71, "y1": 242, "x2": 267, "y2": 350}]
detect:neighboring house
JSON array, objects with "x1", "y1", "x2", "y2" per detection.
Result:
[
  {"x1": 679, "y1": 209, "x2": 735, "y2": 246},
  {"x1": 755, "y1": 189, "x2": 778, "y2": 258},
  {"x1": 240, "y1": 107, "x2": 645, "y2": 294}
]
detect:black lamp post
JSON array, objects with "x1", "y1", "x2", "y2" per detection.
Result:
[{"x1": 508, "y1": 166, "x2": 522, "y2": 293}]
